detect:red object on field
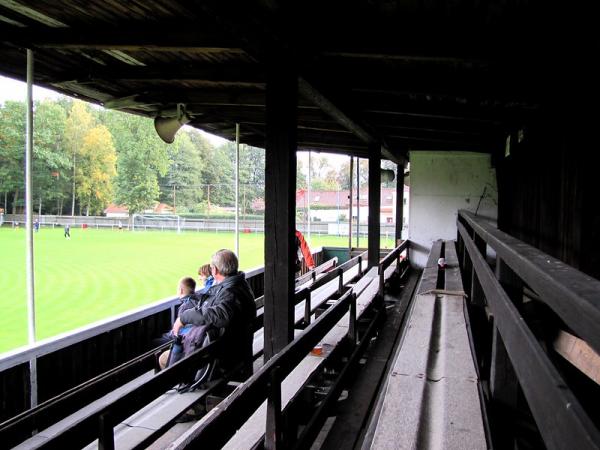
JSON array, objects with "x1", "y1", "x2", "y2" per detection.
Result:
[
  {"x1": 82, "y1": 223, "x2": 88, "y2": 229},
  {"x1": 243, "y1": 228, "x2": 251, "y2": 233}
]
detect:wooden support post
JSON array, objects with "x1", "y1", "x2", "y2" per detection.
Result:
[
  {"x1": 490, "y1": 256, "x2": 521, "y2": 448},
  {"x1": 489, "y1": 324, "x2": 519, "y2": 449},
  {"x1": 368, "y1": 144, "x2": 381, "y2": 268},
  {"x1": 471, "y1": 272, "x2": 485, "y2": 307},
  {"x1": 490, "y1": 324, "x2": 519, "y2": 404},
  {"x1": 470, "y1": 233, "x2": 486, "y2": 305},
  {"x1": 348, "y1": 293, "x2": 357, "y2": 347},
  {"x1": 98, "y1": 412, "x2": 114, "y2": 450},
  {"x1": 264, "y1": 62, "x2": 297, "y2": 360},
  {"x1": 303, "y1": 289, "x2": 311, "y2": 326},
  {"x1": 495, "y1": 257, "x2": 524, "y2": 307},
  {"x1": 463, "y1": 251, "x2": 473, "y2": 301},
  {"x1": 338, "y1": 268, "x2": 344, "y2": 295},
  {"x1": 395, "y1": 162, "x2": 405, "y2": 246},
  {"x1": 456, "y1": 227, "x2": 463, "y2": 266},
  {"x1": 266, "y1": 366, "x2": 284, "y2": 450}
]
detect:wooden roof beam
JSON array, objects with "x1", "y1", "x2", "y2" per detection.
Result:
[
  {"x1": 53, "y1": 64, "x2": 264, "y2": 84},
  {"x1": 0, "y1": 25, "x2": 242, "y2": 52},
  {"x1": 298, "y1": 77, "x2": 404, "y2": 164}
]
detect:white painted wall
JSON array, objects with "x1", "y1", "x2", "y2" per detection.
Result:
[{"x1": 409, "y1": 151, "x2": 497, "y2": 268}]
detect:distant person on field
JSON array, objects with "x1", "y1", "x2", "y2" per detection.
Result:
[
  {"x1": 118, "y1": 220, "x2": 123, "y2": 231},
  {"x1": 295, "y1": 229, "x2": 315, "y2": 274},
  {"x1": 64, "y1": 224, "x2": 70, "y2": 239},
  {"x1": 173, "y1": 249, "x2": 256, "y2": 380},
  {"x1": 34, "y1": 219, "x2": 39, "y2": 232},
  {"x1": 198, "y1": 263, "x2": 214, "y2": 294}
]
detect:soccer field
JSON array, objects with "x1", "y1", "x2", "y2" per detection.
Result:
[{"x1": 0, "y1": 227, "x2": 387, "y2": 353}]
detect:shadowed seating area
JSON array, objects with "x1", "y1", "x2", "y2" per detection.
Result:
[{"x1": 1, "y1": 1, "x2": 599, "y2": 448}]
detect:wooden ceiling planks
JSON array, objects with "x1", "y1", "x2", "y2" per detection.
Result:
[{"x1": 0, "y1": 0, "x2": 561, "y2": 159}]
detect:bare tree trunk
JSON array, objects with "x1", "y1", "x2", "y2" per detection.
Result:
[
  {"x1": 38, "y1": 194, "x2": 42, "y2": 216},
  {"x1": 71, "y1": 152, "x2": 76, "y2": 217},
  {"x1": 12, "y1": 189, "x2": 19, "y2": 214}
]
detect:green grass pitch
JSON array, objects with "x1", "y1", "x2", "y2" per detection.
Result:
[{"x1": 0, "y1": 227, "x2": 393, "y2": 354}]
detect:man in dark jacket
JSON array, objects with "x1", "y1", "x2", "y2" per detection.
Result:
[{"x1": 173, "y1": 249, "x2": 256, "y2": 379}]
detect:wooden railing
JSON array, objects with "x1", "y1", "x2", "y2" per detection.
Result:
[
  {"x1": 168, "y1": 244, "x2": 406, "y2": 449},
  {"x1": 0, "y1": 261, "x2": 268, "y2": 424},
  {"x1": 3, "y1": 244, "x2": 403, "y2": 449},
  {"x1": 456, "y1": 210, "x2": 600, "y2": 449},
  {"x1": 0, "y1": 251, "x2": 350, "y2": 448},
  {"x1": 174, "y1": 289, "x2": 360, "y2": 450},
  {"x1": 378, "y1": 240, "x2": 409, "y2": 296}
]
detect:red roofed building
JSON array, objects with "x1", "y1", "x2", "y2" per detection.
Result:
[
  {"x1": 103, "y1": 204, "x2": 129, "y2": 218},
  {"x1": 153, "y1": 203, "x2": 175, "y2": 214}
]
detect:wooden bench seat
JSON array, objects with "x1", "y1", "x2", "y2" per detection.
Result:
[
  {"x1": 86, "y1": 386, "x2": 216, "y2": 450},
  {"x1": 15, "y1": 255, "x2": 372, "y2": 450},
  {"x1": 171, "y1": 267, "x2": 384, "y2": 450},
  {"x1": 366, "y1": 241, "x2": 486, "y2": 450},
  {"x1": 70, "y1": 259, "x2": 361, "y2": 450},
  {"x1": 14, "y1": 371, "x2": 155, "y2": 450}
]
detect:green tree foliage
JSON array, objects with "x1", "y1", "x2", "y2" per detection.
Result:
[
  {"x1": 0, "y1": 100, "x2": 70, "y2": 214},
  {"x1": 198, "y1": 139, "x2": 234, "y2": 210},
  {"x1": 2, "y1": 96, "x2": 396, "y2": 219},
  {"x1": 102, "y1": 111, "x2": 169, "y2": 215},
  {"x1": 223, "y1": 142, "x2": 265, "y2": 214},
  {"x1": 77, "y1": 125, "x2": 116, "y2": 215},
  {"x1": 159, "y1": 130, "x2": 205, "y2": 211},
  {"x1": 33, "y1": 101, "x2": 69, "y2": 214},
  {"x1": 65, "y1": 101, "x2": 94, "y2": 215},
  {"x1": 296, "y1": 158, "x2": 307, "y2": 189},
  {"x1": 0, "y1": 101, "x2": 25, "y2": 213}
]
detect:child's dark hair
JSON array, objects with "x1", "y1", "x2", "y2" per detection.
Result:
[{"x1": 179, "y1": 277, "x2": 196, "y2": 294}]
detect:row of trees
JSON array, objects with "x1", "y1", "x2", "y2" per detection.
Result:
[
  {"x1": 0, "y1": 98, "x2": 266, "y2": 217},
  {"x1": 1, "y1": 97, "x2": 395, "y2": 218}
]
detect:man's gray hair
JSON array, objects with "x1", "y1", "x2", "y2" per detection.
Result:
[{"x1": 211, "y1": 249, "x2": 238, "y2": 276}]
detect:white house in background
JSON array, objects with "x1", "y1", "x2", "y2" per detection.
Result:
[
  {"x1": 103, "y1": 202, "x2": 175, "y2": 218},
  {"x1": 252, "y1": 186, "x2": 410, "y2": 225}
]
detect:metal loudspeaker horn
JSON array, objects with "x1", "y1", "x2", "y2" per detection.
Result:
[
  {"x1": 154, "y1": 104, "x2": 191, "y2": 144},
  {"x1": 381, "y1": 168, "x2": 395, "y2": 183}
]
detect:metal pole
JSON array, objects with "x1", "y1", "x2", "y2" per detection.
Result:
[
  {"x1": 25, "y1": 49, "x2": 38, "y2": 408},
  {"x1": 356, "y1": 157, "x2": 360, "y2": 248},
  {"x1": 348, "y1": 156, "x2": 353, "y2": 252},
  {"x1": 25, "y1": 49, "x2": 36, "y2": 345},
  {"x1": 307, "y1": 151, "x2": 311, "y2": 241},
  {"x1": 336, "y1": 187, "x2": 340, "y2": 236},
  {"x1": 235, "y1": 124, "x2": 240, "y2": 257}
]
